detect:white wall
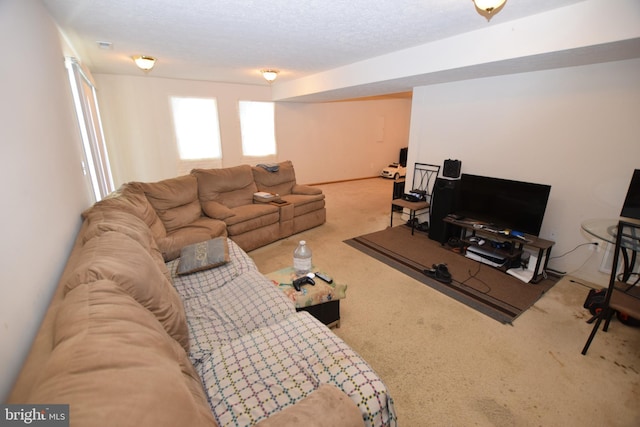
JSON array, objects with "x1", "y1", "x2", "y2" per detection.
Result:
[
  {"x1": 94, "y1": 74, "x2": 412, "y2": 186},
  {"x1": 0, "y1": 0, "x2": 93, "y2": 401},
  {"x1": 94, "y1": 74, "x2": 273, "y2": 184},
  {"x1": 407, "y1": 58, "x2": 640, "y2": 285}
]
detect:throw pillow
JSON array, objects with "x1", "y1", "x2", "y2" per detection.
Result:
[{"x1": 177, "y1": 237, "x2": 230, "y2": 275}]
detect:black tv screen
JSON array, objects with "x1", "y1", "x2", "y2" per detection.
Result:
[
  {"x1": 621, "y1": 169, "x2": 640, "y2": 220},
  {"x1": 456, "y1": 174, "x2": 551, "y2": 236}
]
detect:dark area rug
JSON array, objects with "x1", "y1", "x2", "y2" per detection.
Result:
[{"x1": 344, "y1": 225, "x2": 558, "y2": 324}]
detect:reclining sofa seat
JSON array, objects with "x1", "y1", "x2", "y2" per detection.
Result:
[
  {"x1": 191, "y1": 165, "x2": 281, "y2": 252},
  {"x1": 96, "y1": 161, "x2": 325, "y2": 256},
  {"x1": 251, "y1": 160, "x2": 326, "y2": 236},
  {"x1": 127, "y1": 174, "x2": 227, "y2": 261}
]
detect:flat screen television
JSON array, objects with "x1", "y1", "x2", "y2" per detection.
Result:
[
  {"x1": 456, "y1": 173, "x2": 551, "y2": 236},
  {"x1": 620, "y1": 169, "x2": 640, "y2": 220}
]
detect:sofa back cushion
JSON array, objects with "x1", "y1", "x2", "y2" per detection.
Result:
[
  {"x1": 192, "y1": 165, "x2": 258, "y2": 209},
  {"x1": 251, "y1": 160, "x2": 296, "y2": 195},
  {"x1": 82, "y1": 209, "x2": 171, "y2": 281},
  {"x1": 82, "y1": 185, "x2": 167, "y2": 241},
  {"x1": 29, "y1": 280, "x2": 217, "y2": 427},
  {"x1": 133, "y1": 175, "x2": 202, "y2": 233},
  {"x1": 64, "y1": 231, "x2": 190, "y2": 352}
]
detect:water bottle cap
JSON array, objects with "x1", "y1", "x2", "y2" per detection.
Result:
[{"x1": 299, "y1": 240, "x2": 306, "y2": 245}]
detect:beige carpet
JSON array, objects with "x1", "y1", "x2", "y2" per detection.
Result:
[{"x1": 249, "y1": 178, "x2": 640, "y2": 427}]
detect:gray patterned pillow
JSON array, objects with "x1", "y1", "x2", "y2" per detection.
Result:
[{"x1": 177, "y1": 238, "x2": 229, "y2": 276}]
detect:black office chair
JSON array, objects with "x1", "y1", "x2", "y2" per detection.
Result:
[
  {"x1": 390, "y1": 163, "x2": 440, "y2": 235},
  {"x1": 582, "y1": 220, "x2": 640, "y2": 355}
]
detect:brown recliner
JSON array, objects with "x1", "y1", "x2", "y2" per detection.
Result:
[
  {"x1": 251, "y1": 160, "x2": 326, "y2": 236},
  {"x1": 191, "y1": 165, "x2": 281, "y2": 252}
]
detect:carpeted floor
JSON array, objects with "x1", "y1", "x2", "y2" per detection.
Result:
[
  {"x1": 345, "y1": 225, "x2": 558, "y2": 324},
  {"x1": 249, "y1": 177, "x2": 640, "y2": 427}
]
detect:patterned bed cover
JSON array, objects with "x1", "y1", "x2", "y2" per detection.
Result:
[{"x1": 168, "y1": 239, "x2": 397, "y2": 427}]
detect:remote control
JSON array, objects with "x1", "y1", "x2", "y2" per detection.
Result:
[{"x1": 314, "y1": 272, "x2": 333, "y2": 284}]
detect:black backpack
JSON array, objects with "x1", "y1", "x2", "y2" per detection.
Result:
[
  {"x1": 583, "y1": 288, "x2": 607, "y2": 316},
  {"x1": 583, "y1": 288, "x2": 640, "y2": 327}
]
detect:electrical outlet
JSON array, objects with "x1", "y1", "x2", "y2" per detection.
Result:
[{"x1": 591, "y1": 239, "x2": 601, "y2": 252}]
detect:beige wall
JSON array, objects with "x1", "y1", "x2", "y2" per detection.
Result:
[
  {"x1": 276, "y1": 99, "x2": 412, "y2": 184},
  {"x1": 407, "y1": 58, "x2": 640, "y2": 284},
  {"x1": 0, "y1": 0, "x2": 93, "y2": 401},
  {"x1": 94, "y1": 74, "x2": 412, "y2": 186}
]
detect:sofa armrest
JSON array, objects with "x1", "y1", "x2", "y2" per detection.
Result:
[
  {"x1": 202, "y1": 200, "x2": 236, "y2": 220},
  {"x1": 292, "y1": 184, "x2": 322, "y2": 196},
  {"x1": 254, "y1": 384, "x2": 365, "y2": 427}
]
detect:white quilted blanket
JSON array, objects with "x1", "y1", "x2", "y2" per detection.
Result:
[{"x1": 168, "y1": 239, "x2": 397, "y2": 427}]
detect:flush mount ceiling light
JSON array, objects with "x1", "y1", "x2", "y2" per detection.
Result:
[
  {"x1": 132, "y1": 55, "x2": 156, "y2": 72},
  {"x1": 472, "y1": 0, "x2": 507, "y2": 21},
  {"x1": 261, "y1": 69, "x2": 279, "y2": 83}
]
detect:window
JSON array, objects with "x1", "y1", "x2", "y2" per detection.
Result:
[
  {"x1": 65, "y1": 57, "x2": 114, "y2": 202},
  {"x1": 238, "y1": 101, "x2": 277, "y2": 157},
  {"x1": 170, "y1": 97, "x2": 222, "y2": 160}
]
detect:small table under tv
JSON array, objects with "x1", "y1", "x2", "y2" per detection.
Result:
[{"x1": 443, "y1": 216, "x2": 555, "y2": 284}]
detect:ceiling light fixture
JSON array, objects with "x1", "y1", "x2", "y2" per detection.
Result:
[
  {"x1": 472, "y1": 0, "x2": 507, "y2": 21},
  {"x1": 261, "y1": 69, "x2": 279, "y2": 83},
  {"x1": 132, "y1": 55, "x2": 156, "y2": 72}
]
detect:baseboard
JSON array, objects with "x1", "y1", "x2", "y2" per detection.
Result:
[{"x1": 308, "y1": 176, "x2": 382, "y2": 186}]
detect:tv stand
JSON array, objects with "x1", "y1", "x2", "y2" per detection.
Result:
[{"x1": 443, "y1": 216, "x2": 554, "y2": 283}]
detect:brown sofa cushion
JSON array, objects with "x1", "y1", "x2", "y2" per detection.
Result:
[
  {"x1": 30, "y1": 281, "x2": 217, "y2": 427},
  {"x1": 192, "y1": 165, "x2": 258, "y2": 208},
  {"x1": 158, "y1": 217, "x2": 228, "y2": 261},
  {"x1": 133, "y1": 175, "x2": 203, "y2": 233},
  {"x1": 202, "y1": 200, "x2": 236, "y2": 220},
  {"x1": 82, "y1": 209, "x2": 171, "y2": 281},
  {"x1": 251, "y1": 160, "x2": 297, "y2": 195},
  {"x1": 83, "y1": 185, "x2": 167, "y2": 240},
  {"x1": 64, "y1": 231, "x2": 190, "y2": 352},
  {"x1": 292, "y1": 183, "x2": 323, "y2": 196},
  {"x1": 223, "y1": 204, "x2": 280, "y2": 236}
]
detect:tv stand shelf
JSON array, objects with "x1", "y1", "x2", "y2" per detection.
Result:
[{"x1": 443, "y1": 216, "x2": 554, "y2": 283}]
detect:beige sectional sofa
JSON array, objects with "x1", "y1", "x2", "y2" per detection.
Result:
[
  {"x1": 130, "y1": 160, "x2": 326, "y2": 257},
  {"x1": 8, "y1": 161, "x2": 397, "y2": 427}
]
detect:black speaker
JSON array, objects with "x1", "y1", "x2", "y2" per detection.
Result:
[
  {"x1": 429, "y1": 178, "x2": 460, "y2": 244},
  {"x1": 399, "y1": 147, "x2": 408, "y2": 167},
  {"x1": 443, "y1": 159, "x2": 461, "y2": 178}
]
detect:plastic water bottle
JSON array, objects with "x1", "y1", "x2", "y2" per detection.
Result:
[{"x1": 293, "y1": 240, "x2": 312, "y2": 275}]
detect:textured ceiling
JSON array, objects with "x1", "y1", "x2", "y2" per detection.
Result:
[{"x1": 43, "y1": 0, "x2": 589, "y2": 88}]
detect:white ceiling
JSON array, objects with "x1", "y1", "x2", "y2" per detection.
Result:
[{"x1": 41, "y1": 0, "x2": 639, "y2": 101}]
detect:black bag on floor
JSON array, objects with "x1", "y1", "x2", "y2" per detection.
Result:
[
  {"x1": 583, "y1": 288, "x2": 640, "y2": 326},
  {"x1": 583, "y1": 288, "x2": 607, "y2": 316}
]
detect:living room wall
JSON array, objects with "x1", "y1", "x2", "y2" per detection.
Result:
[
  {"x1": 0, "y1": 0, "x2": 94, "y2": 401},
  {"x1": 94, "y1": 74, "x2": 411, "y2": 187},
  {"x1": 406, "y1": 58, "x2": 640, "y2": 284}
]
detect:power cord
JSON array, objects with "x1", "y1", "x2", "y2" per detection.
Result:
[
  {"x1": 459, "y1": 262, "x2": 492, "y2": 294},
  {"x1": 548, "y1": 242, "x2": 598, "y2": 260},
  {"x1": 545, "y1": 242, "x2": 599, "y2": 277}
]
